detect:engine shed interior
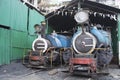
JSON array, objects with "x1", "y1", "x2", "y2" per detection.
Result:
[{"x1": 45, "y1": 0, "x2": 120, "y2": 64}]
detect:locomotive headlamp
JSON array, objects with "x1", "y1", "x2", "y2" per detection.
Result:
[{"x1": 74, "y1": 11, "x2": 89, "y2": 24}]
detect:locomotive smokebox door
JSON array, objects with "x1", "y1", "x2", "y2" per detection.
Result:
[{"x1": 72, "y1": 32, "x2": 97, "y2": 54}]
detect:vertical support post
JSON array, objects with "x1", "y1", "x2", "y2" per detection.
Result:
[
  {"x1": 46, "y1": 20, "x2": 48, "y2": 34},
  {"x1": 27, "y1": 8, "x2": 30, "y2": 35},
  {"x1": 78, "y1": 0, "x2": 82, "y2": 12},
  {"x1": 118, "y1": 14, "x2": 120, "y2": 66}
]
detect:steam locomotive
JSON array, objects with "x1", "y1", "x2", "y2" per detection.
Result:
[
  {"x1": 23, "y1": 11, "x2": 113, "y2": 75},
  {"x1": 69, "y1": 26, "x2": 112, "y2": 75},
  {"x1": 69, "y1": 11, "x2": 113, "y2": 75}
]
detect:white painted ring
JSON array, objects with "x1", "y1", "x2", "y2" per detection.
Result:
[{"x1": 32, "y1": 38, "x2": 48, "y2": 53}]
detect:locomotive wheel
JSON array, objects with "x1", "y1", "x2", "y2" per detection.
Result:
[{"x1": 45, "y1": 51, "x2": 60, "y2": 66}]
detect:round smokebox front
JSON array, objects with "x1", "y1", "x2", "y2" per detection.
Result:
[{"x1": 72, "y1": 32, "x2": 97, "y2": 54}]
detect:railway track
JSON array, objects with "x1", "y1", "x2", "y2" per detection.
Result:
[{"x1": 0, "y1": 67, "x2": 119, "y2": 80}]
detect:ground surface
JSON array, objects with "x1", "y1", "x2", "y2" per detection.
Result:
[{"x1": 0, "y1": 61, "x2": 120, "y2": 80}]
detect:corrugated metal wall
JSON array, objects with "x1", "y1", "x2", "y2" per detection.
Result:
[
  {"x1": 11, "y1": 30, "x2": 27, "y2": 60},
  {"x1": 0, "y1": 28, "x2": 10, "y2": 64},
  {"x1": 29, "y1": 9, "x2": 45, "y2": 35},
  {"x1": 0, "y1": 0, "x2": 11, "y2": 26},
  {"x1": 0, "y1": 0, "x2": 45, "y2": 65},
  {"x1": 10, "y1": 0, "x2": 28, "y2": 32},
  {"x1": 27, "y1": 35, "x2": 37, "y2": 49}
]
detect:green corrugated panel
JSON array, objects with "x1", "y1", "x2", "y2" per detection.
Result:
[
  {"x1": 27, "y1": 35, "x2": 37, "y2": 49},
  {"x1": 10, "y1": 0, "x2": 28, "y2": 32},
  {"x1": 0, "y1": 28, "x2": 10, "y2": 65},
  {"x1": 22, "y1": 35, "x2": 37, "y2": 56},
  {"x1": 29, "y1": 9, "x2": 45, "y2": 35},
  {"x1": 11, "y1": 48, "x2": 25, "y2": 60},
  {"x1": 0, "y1": 0, "x2": 11, "y2": 26},
  {"x1": 11, "y1": 30, "x2": 27, "y2": 60}
]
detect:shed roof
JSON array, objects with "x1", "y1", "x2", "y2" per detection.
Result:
[{"x1": 45, "y1": 0, "x2": 120, "y2": 20}]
